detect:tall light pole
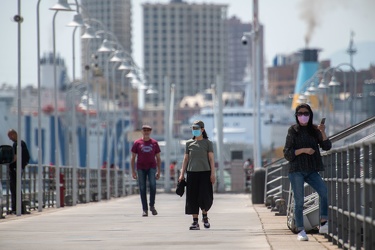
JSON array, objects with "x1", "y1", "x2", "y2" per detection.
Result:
[
  {"x1": 110, "y1": 59, "x2": 123, "y2": 198},
  {"x1": 333, "y1": 63, "x2": 357, "y2": 126},
  {"x1": 163, "y1": 76, "x2": 171, "y2": 192},
  {"x1": 168, "y1": 84, "x2": 175, "y2": 189},
  {"x1": 346, "y1": 32, "x2": 357, "y2": 125},
  {"x1": 213, "y1": 76, "x2": 225, "y2": 193},
  {"x1": 93, "y1": 65, "x2": 102, "y2": 201},
  {"x1": 319, "y1": 67, "x2": 337, "y2": 134},
  {"x1": 49, "y1": 0, "x2": 73, "y2": 208},
  {"x1": 67, "y1": 5, "x2": 84, "y2": 207},
  {"x1": 241, "y1": 0, "x2": 262, "y2": 169},
  {"x1": 101, "y1": 48, "x2": 115, "y2": 200},
  {"x1": 36, "y1": 0, "x2": 43, "y2": 212},
  {"x1": 252, "y1": 0, "x2": 262, "y2": 169},
  {"x1": 119, "y1": 65, "x2": 130, "y2": 195},
  {"x1": 15, "y1": 0, "x2": 22, "y2": 216},
  {"x1": 66, "y1": 82, "x2": 85, "y2": 205}
]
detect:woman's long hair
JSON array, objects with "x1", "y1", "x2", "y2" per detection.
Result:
[{"x1": 295, "y1": 103, "x2": 320, "y2": 138}]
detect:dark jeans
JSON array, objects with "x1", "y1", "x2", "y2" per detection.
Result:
[
  {"x1": 137, "y1": 168, "x2": 157, "y2": 211},
  {"x1": 288, "y1": 171, "x2": 328, "y2": 232}
]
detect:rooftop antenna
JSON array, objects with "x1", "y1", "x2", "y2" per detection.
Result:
[{"x1": 346, "y1": 31, "x2": 357, "y2": 66}]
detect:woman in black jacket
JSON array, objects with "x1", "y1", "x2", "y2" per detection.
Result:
[{"x1": 283, "y1": 103, "x2": 332, "y2": 241}]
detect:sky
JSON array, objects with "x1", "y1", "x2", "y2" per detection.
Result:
[{"x1": 1, "y1": 0, "x2": 375, "y2": 87}]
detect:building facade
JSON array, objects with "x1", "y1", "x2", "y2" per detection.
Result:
[
  {"x1": 226, "y1": 16, "x2": 251, "y2": 89},
  {"x1": 142, "y1": 0, "x2": 228, "y2": 106},
  {"x1": 226, "y1": 16, "x2": 264, "y2": 92},
  {"x1": 80, "y1": 0, "x2": 132, "y2": 101}
]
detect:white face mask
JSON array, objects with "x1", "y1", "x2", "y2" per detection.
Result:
[{"x1": 298, "y1": 115, "x2": 310, "y2": 124}]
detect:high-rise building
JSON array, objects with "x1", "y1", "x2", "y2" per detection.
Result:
[
  {"x1": 226, "y1": 16, "x2": 251, "y2": 89},
  {"x1": 80, "y1": 0, "x2": 132, "y2": 100},
  {"x1": 226, "y1": 16, "x2": 264, "y2": 95},
  {"x1": 142, "y1": 0, "x2": 228, "y2": 106}
]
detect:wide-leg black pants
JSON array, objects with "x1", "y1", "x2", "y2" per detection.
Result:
[{"x1": 185, "y1": 171, "x2": 213, "y2": 214}]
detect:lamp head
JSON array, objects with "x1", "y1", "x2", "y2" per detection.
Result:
[
  {"x1": 67, "y1": 14, "x2": 84, "y2": 27},
  {"x1": 50, "y1": 0, "x2": 73, "y2": 11},
  {"x1": 241, "y1": 35, "x2": 248, "y2": 45}
]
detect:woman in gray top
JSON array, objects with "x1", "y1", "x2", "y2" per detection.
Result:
[{"x1": 178, "y1": 120, "x2": 216, "y2": 230}]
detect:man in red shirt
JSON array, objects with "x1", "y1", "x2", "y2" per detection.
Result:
[{"x1": 131, "y1": 125, "x2": 161, "y2": 217}]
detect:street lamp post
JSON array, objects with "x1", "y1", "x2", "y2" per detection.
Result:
[
  {"x1": 212, "y1": 76, "x2": 225, "y2": 193},
  {"x1": 15, "y1": 0, "x2": 22, "y2": 216},
  {"x1": 328, "y1": 75, "x2": 340, "y2": 134},
  {"x1": 49, "y1": 0, "x2": 73, "y2": 208},
  {"x1": 168, "y1": 84, "x2": 175, "y2": 190},
  {"x1": 163, "y1": 76, "x2": 171, "y2": 192},
  {"x1": 252, "y1": 0, "x2": 262, "y2": 169},
  {"x1": 333, "y1": 63, "x2": 357, "y2": 126},
  {"x1": 241, "y1": 0, "x2": 262, "y2": 169},
  {"x1": 317, "y1": 77, "x2": 329, "y2": 119},
  {"x1": 110, "y1": 60, "x2": 122, "y2": 197},
  {"x1": 319, "y1": 67, "x2": 337, "y2": 135},
  {"x1": 119, "y1": 67, "x2": 130, "y2": 196},
  {"x1": 36, "y1": 0, "x2": 43, "y2": 213},
  {"x1": 103, "y1": 50, "x2": 116, "y2": 200},
  {"x1": 66, "y1": 82, "x2": 86, "y2": 205},
  {"x1": 67, "y1": 5, "x2": 84, "y2": 207}
]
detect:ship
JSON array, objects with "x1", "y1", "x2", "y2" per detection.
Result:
[
  {"x1": 188, "y1": 48, "x2": 324, "y2": 161},
  {"x1": 0, "y1": 53, "x2": 133, "y2": 170}
]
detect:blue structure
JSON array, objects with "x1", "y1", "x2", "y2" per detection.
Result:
[{"x1": 291, "y1": 49, "x2": 320, "y2": 110}]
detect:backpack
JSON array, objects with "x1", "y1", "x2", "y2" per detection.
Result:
[{"x1": 0, "y1": 145, "x2": 14, "y2": 164}]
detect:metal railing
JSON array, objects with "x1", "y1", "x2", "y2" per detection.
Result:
[
  {"x1": 0, "y1": 165, "x2": 137, "y2": 216},
  {"x1": 322, "y1": 138, "x2": 375, "y2": 249},
  {"x1": 263, "y1": 116, "x2": 375, "y2": 249},
  {"x1": 0, "y1": 164, "x2": 181, "y2": 217}
]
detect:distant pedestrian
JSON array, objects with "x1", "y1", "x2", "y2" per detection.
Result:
[
  {"x1": 178, "y1": 120, "x2": 215, "y2": 230},
  {"x1": 242, "y1": 158, "x2": 253, "y2": 189},
  {"x1": 169, "y1": 160, "x2": 177, "y2": 181},
  {"x1": 131, "y1": 125, "x2": 161, "y2": 217},
  {"x1": 283, "y1": 103, "x2": 331, "y2": 241},
  {"x1": 7, "y1": 129, "x2": 30, "y2": 214}
]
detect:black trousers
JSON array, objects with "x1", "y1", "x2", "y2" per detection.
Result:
[
  {"x1": 9, "y1": 169, "x2": 25, "y2": 212},
  {"x1": 185, "y1": 171, "x2": 213, "y2": 215}
]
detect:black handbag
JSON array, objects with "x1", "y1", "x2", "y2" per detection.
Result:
[{"x1": 175, "y1": 179, "x2": 187, "y2": 197}]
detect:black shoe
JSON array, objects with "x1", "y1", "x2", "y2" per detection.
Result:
[
  {"x1": 150, "y1": 206, "x2": 158, "y2": 215},
  {"x1": 189, "y1": 222, "x2": 200, "y2": 230},
  {"x1": 142, "y1": 210, "x2": 148, "y2": 217},
  {"x1": 22, "y1": 211, "x2": 30, "y2": 215},
  {"x1": 202, "y1": 218, "x2": 210, "y2": 228}
]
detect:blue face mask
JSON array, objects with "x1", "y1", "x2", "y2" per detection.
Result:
[{"x1": 192, "y1": 129, "x2": 202, "y2": 137}]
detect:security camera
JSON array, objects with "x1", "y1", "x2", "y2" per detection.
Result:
[
  {"x1": 241, "y1": 35, "x2": 248, "y2": 45},
  {"x1": 13, "y1": 15, "x2": 23, "y2": 23}
]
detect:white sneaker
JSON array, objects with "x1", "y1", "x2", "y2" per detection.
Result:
[
  {"x1": 297, "y1": 230, "x2": 309, "y2": 241},
  {"x1": 319, "y1": 222, "x2": 328, "y2": 234}
]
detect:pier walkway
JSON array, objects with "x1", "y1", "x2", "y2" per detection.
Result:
[{"x1": 0, "y1": 193, "x2": 338, "y2": 250}]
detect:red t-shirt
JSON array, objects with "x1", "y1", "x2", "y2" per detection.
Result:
[{"x1": 131, "y1": 138, "x2": 161, "y2": 170}]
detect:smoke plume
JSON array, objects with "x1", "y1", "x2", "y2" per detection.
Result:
[{"x1": 298, "y1": 0, "x2": 346, "y2": 47}]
